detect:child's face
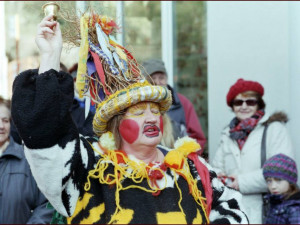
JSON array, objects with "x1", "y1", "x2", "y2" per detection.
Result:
[{"x1": 266, "y1": 177, "x2": 290, "y2": 195}]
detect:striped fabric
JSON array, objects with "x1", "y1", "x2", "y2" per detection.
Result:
[
  {"x1": 263, "y1": 153, "x2": 297, "y2": 184},
  {"x1": 88, "y1": 39, "x2": 120, "y2": 76}
]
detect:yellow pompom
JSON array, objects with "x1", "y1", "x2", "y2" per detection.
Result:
[
  {"x1": 164, "y1": 150, "x2": 184, "y2": 170},
  {"x1": 174, "y1": 137, "x2": 201, "y2": 156},
  {"x1": 99, "y1": 131, "x2": 116, "y2": 151}
]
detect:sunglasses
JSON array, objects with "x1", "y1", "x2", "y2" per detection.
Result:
[{"x1": 232, "y1": 99, "x2": 258, "y2": 106}]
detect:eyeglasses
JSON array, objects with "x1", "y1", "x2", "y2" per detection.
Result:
[{"x1": 232, "y1": 99, "x2": 258, "y2": 106}]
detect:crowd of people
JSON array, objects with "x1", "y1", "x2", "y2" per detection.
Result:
[{"x1": 1, "y1": 9, "x2": 299, "y2": 225}]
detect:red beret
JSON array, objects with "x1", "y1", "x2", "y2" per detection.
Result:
[{"x1": 226, "y1": 79, "x2": 264, "y2": 106}]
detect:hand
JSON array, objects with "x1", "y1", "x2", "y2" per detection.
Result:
[
  {"x1": 227, "y1": 175, "x2": 239, "y2": 190},
  {"x1": 36, "y1": 15, "x2": 62, "y2": 55},
  {"x1": 36, "y1": 15, "x2": 62, "y2": 73},
  {"x1": 217, "y1": 172, "x2": 227, "y2": 177}
]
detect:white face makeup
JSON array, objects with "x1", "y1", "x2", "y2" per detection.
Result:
[{"x1": 119, "y1": 102, "x2": 163, "y2": 148}]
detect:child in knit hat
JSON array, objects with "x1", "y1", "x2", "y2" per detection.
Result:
[{"x1": 263, "y1": 153, "x2": 300, "y2": 224}]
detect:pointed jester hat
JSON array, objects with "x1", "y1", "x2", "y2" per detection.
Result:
[{"x1": 67, "y1": 10, "x2": 172, "y2": 136}]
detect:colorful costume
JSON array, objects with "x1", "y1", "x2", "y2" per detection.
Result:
[{"x1": 11, "y1": 11, "x2": 248, "y2": 224}]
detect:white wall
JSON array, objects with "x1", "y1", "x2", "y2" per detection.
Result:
[
  {"x1": 207, "y1": 2, "x2": 300, "y2": 168},
  {"x1": 289, "y1": 2, "x2": 300, "y2": 175},
  {"x1": 0, "y1": 1, "x2": 8, "y2": 98}
]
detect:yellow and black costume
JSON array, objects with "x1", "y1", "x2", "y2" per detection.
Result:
[{"x1": 11, "y1": 10, "x2": 248, "y2": 224}]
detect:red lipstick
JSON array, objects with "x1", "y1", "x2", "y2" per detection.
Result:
[{"x1": 143, "y1": 125, "x2": 160, "y2": 137}]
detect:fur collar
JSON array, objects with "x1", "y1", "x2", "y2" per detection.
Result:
[{"x1": 262, "y1": 111, "x2": 288, "y2": 125}]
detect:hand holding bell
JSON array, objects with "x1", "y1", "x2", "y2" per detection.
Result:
[{"x1": 42, "y1": 2, "x2": 60, "y2": 21}]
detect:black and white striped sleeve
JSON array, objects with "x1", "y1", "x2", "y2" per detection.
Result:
[{"x1": 200, "y1": 158, "x2": 249, "y2": 224}]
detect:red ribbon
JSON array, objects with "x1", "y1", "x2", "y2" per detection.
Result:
[
  {"x1": 89, "y1": 49, "x2": 111, "y2": 96},
  {"x1": 188, "y1": 152, "x2": 212, "y2": 216}
]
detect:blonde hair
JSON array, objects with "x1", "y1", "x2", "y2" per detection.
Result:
[
  {"x1": 106, "y1": 111, "x2": 125, "y2": 149},
  {"x1": 160, "y1": 114, "x2": 175, "y2": 149}
]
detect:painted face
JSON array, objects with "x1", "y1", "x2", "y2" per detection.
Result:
[
  {"x1": 150, "y1": 72, "x2": 168, "y2": 86},
  {"x1": 266, "y1": 177, "x2": 290, "y2": 195},
  {"x1": 119, "y1": 102, "x2": 163, "y2": 148},
  {"x1": 0, "y1": 105, "x2": 10, "y2": 147},
  {"x1": 233, "y1": 93, "x2": 258, "y2": 121}
]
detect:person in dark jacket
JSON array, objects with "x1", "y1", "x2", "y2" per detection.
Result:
[
  {"x1": 263, "y1": 153, "x2": 300, "y2": 224},
  {"x1": 0, "y1": 96, "x2": 54, "y2": 224},
  {"x1": 141, "y1": 59, "x2": 207, "y2": 153}
]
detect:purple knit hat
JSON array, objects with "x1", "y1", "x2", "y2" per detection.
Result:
[{"x1": 263, "y1": 153, "x2": 298, "y2": 184}]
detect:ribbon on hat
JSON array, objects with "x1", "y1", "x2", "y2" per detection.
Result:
[
  {"x1": 86, "y1": 58, "x2": 105, "y2": 104},
  {"x1": 109, "y1": 36, "x2": 127, "y2": 60},
  {"x1": 89, "y1": 49, "x2": 111, "y2": 96},
  {"x1": 96, "y1": 23, "x2": 114, "y2": 63},
  {"x1": 109, "y1": 37, "x2": 130, "y2": 80},
  {"x1": 76, "y1": 15, "x2": 89, "y2": 98},
  {"x1": 112, "y1": 52, "x2": 130, "y2": 81},
  {"x1": 108, "y1": 39, "x2": 139, "y2": 77},
  {"x1": 89, "y1": 39, "x2": 119, "y2": 76}
]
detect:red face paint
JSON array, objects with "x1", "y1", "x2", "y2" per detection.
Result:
[
  {"x1": 159, "y1": 116, "x2": 164, "y2": 135},
  {"x1": 119, "y1": 119, "x2": 139, "y2": 144}
]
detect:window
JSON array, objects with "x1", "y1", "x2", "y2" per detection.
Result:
[{"x1": 4, "y1": 1, "x2": 207, "y2": 153}]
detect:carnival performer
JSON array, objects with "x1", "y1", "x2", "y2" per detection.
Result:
[{"x1": 11, "y1": 13, "x2": 248, "y2": 224}]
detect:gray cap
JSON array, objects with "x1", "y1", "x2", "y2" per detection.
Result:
[{"x1": 141, "y1": 59, "x2": 167, "y2": 77}]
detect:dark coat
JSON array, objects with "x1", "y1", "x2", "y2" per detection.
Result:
[
  {"x1": 70, "y1": 98, "x2": 95, "y2": 137},
  {"x1": 0, "y1": 138, "x2": 54, "y2": 224},
  {"x1": 264, "y1": 192, "x2": 300, "y2": 224},
  {"x1": 167, "y1": 85, "x2": 206, "y2": 150},
  {"x1": 166, "y1": 85, "x2": 187, "y2": 139}
]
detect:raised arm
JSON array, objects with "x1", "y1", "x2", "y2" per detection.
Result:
[
  {"x1": 36, "y1": 15, "x2": 61, "y2": 73},
  {"x1": 12, "y1": 15, "x2": 75, "y2": 149},
  {"x1": 11, "y1": 16, "x2": 97, "y2": 217}
]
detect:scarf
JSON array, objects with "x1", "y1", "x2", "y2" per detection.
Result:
[{"x1": 229, "y1": 109, "x2": 265, "y2": 150}]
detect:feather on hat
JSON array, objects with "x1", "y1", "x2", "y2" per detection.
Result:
[{"x1": 64, "y1": 10, "x2": 172, "y2": 136}]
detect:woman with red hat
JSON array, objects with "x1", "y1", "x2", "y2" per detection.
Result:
[{"x1": 211, "y1": 78, "x2": 295, "y2": 224}]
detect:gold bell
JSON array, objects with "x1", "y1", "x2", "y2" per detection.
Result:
[{"x1": 42, "y1": 2, "x2": 60, "y2": 21}]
